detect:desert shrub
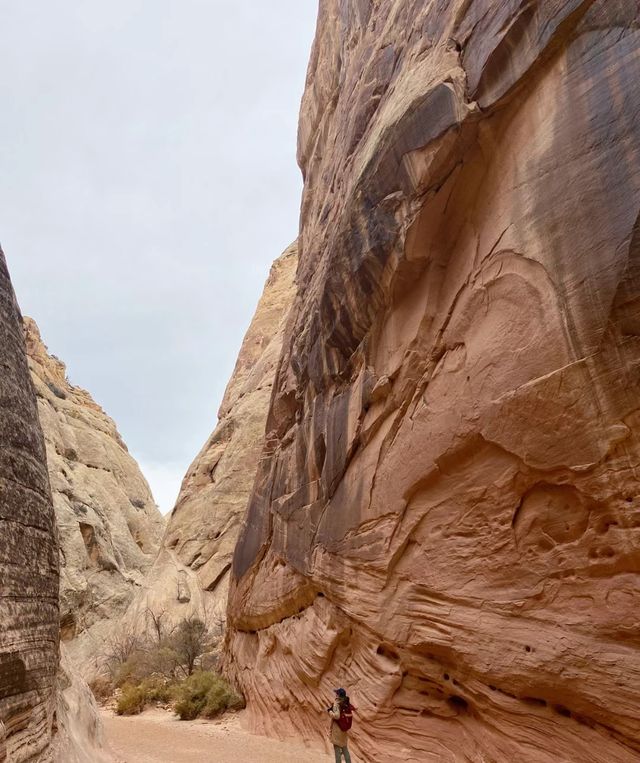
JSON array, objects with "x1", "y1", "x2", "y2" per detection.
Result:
[
  {"x1": 88, "y1": 675, "x2": 113, "y2": 703},
  {"x1": 173, "y1": 671, "x2": 215, "y2": 720},
  {"x1": 114, "y1": 651, "x2": 149, "y2": 687},
  {"x1": 173, "y1": 671, "x2": 244, "y2": 720},
  {"x1": 145, "y1": 645, "x2": 182, "y2": 680},
  {"x1": 116, "y1": 684, "x2": 147, "y2": 715},
  {"x1": 169, "y1": 617, "x2": 209, "y2": 676},
  {"x1": 102, "y1": 615, "x2": 237, "y2": 717},
  {"x1": 202, "y1": 676, "x2": 245, "y2": 718},
  {"x1": 139, "y1": 676, "x2": 175, "y2": 704}
]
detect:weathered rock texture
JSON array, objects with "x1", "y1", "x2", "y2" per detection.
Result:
[
  {"x1": 50, "y1": 646, "x2": 112, "y2": 763},
  {"x1": 23, "y1": 318, "x2": 164, "y2": 670},
  {"x1": 227, "y1": 2, "x2": 640, "y2": 762},
  {"x1": 0, "y1": 250, "x2": 58, "y2": 760},
  {"x1": 125, "y1": 244, "x2": 297, "y2": 632}
]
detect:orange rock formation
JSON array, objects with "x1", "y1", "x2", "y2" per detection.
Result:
[{"x1": 226, "y1": 2, "x2": 640, "y2": 761}]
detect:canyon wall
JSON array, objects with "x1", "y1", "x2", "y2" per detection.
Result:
[
  {"x1": 0, "y1": 249, "x2": 59, "y2": 760},
  {"x1": 226, "y1": 2, "x2": 640, "y2": 762},
  {"x1": 124, "y1": 244, "x2": 297, "y2": 635},
  {"x1": 23, "y1": 318, "x2": 164, "y2": 672}
]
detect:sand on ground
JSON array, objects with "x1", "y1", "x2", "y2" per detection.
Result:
[{"x1": 101, "y1": 708, "x2": 335, "y2": 763}]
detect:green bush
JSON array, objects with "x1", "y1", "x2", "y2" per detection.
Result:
[
  {"x1": 139, "y1": 676, "x2": 175, "y2": 704},
  {"x1": 203, "y1": 676, "x2": 245, "y2": 718},
  {"x1": 173, "y1": 671, "x2": 214, "y2": 720},
  {"x1": 116, "y1": 684, "x2": 147, "y2": 715},
  {"x1": 172, "y1": 671, "x2": 244, "y2": 720}
]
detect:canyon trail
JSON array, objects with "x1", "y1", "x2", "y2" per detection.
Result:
[{"x1": 101, "y1": 709, "x2": 333, "y2": 763}]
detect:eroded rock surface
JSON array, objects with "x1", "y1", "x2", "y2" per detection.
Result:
[
  {"x1": 227, "y1": 2, "x2": 640, "y2": 762},
  {"x1": 0, "y1": 250, "x2": 66, "y2": 761},
  {"x1": 23, "y1": 317, "x2": 164, "y2": 672},
  {"x1": 125, "y1": 244, "x2": 297, "y2": 632}
]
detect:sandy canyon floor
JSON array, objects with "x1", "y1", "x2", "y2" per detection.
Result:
[{"x1": 101, "y1": 708, "x2": 336, "y2": 763}]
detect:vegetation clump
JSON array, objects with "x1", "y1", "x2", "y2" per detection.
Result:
[
  {"x1": 96, "y1": 610, "x2": 243, "y2": 720},
  {"x1": 173, "y1": 671, "x2": 245, "y2": 720}
]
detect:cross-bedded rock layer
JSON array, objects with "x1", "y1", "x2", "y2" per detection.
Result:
[
  {"x1": 23, "y1": 318, "x2": 164, "y2": 673},
  {"x1": 0, "y1": 250, "x2": 59, "y2": 761},
  {"x1": 227, "y1": 2, "x2": 640, "y2": 761},
  {"x1": 124, "y1": 244, "x2": 297, "y2": 633}
]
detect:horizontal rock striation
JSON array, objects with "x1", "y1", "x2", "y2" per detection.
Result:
[
  {"x1": 125, "y1": 244, "x2": 297, "y2": 633},
  {"x1": 23, "y1": 318, "x2": 164, "y2": 673},
  {"x1": 227, "y1": 2, "x2": 640, "y2": 762},
  {"x1": 0, "y1": 249, "x2": 58, "y2": 761}
]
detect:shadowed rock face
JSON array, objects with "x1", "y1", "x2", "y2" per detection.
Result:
[
  {"x1": 227, "y1": 2, "x2": 640, "y2": 761},
  {"x1": 0, "y1": 250, "x2": 59, "y2": 761},
  {"x1": 23, "y1": 318, "x2": 164, "y2": 674},
  {"x1": 123, "y1": 244, "x2": 297, "y2": 634}
]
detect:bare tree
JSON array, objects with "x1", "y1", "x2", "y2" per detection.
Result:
[
  {"x1": 144, "y1": 605, "x2": 176, "y2": 645},
  {"x1": 202, "y1": 599, "x2": 226, "y2": 644},
  {"x1": 102, "y1": 625, "x2": 144, "y2": 677}
]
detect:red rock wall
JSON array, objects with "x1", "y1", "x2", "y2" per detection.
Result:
[{"x1": 227, "y1": 2, "x2": 640, "y2": 761}]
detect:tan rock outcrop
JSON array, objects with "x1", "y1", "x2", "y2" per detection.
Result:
[
  {"x1": 125, "y1": 244, "x2": 297, "y2": 633},
  {"x1": 23, "y1": 317, "x2": 164, "y2": 672},
  {"x1": 227, "y1": 2, "x2": 640, "y2": 762}
]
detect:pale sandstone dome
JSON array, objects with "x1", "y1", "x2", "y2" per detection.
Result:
[
  {"x1": 124, "y1": 243, "x2": 297, "y2": 631},
  {"x1": 226, "y1": 2, "x2": 640, "y2": 762},
  {"x1": 23, "y1": 317, "x2": 164, "y2": 672}
]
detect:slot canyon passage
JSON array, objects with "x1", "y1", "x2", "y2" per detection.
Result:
[{"x1": 2, "y1": 1, "x2": 640, "y2": 762}]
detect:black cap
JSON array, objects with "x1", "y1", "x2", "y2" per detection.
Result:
[{"x1": 334, "y1": 688, "x2": 347, "y2": 697}]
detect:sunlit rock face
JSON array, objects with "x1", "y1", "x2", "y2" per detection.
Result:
[
  {"x1": 23, "y1": 317, "x2": 164, "y2": 673},
  {"x1": 0, "y1": 250, "x2": 59, "y2": 761},
  {"x1": 226, "y1": 2, "x2": 640, "y2": 761},
  {"x1": 124, "y1": 244, "x2": 297, "y2": 633}
]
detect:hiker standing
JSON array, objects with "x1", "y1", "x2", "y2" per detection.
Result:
[{"x1": 327, "y1": 687, "x2": 353, "y2": 763}]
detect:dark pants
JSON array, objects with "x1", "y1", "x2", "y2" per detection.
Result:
[{"x1": 334, "y1": 744, "x2": 351, "y2": 762}]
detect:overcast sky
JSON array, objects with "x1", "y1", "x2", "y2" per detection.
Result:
[{"x1": 1, "y1": 2, "x2": 318, "y2": 512}]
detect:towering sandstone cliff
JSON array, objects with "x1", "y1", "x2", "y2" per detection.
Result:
[
  {"x1": 227, "y1": 2, "x2": 640, "y2": 762},
  {"x1": 0, "y1": 251, "x2": 60, "y2": 760},
  {"x1": 125, "y1": 244, "x2": 297, "y2": 631},
  {"x1": 23, "y1": 318, "x2": 164, "y2": 671},
  {"x1": 0, "y1": 250, "x2": 111, "y2": 762}
]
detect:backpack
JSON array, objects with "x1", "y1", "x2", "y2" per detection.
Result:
[{"x1": 337, "y1": 703, "x2": 353, "y2": 732}]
